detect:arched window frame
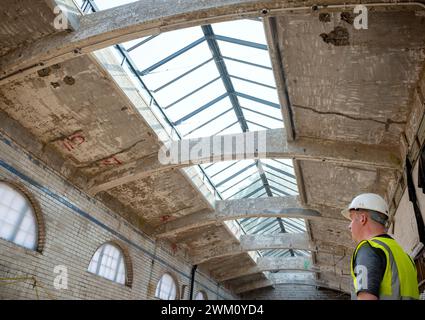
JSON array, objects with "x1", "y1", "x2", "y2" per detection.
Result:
[
  {"x1": 195, "y1": 290, "x2": 208, "y2": 300},
  {"x1": 87, "y1": 241, "x2": 133, "y2": 287},
  {"x1": 0, "y1": 180, "x2": 45, "y2": 253},
  {"x1": 155, "y1": 272, "x2": 179, "y2": 300}
]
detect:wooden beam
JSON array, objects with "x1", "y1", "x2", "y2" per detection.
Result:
[{"x1": 88, "y1": 128, "x2": 401, "y2": 194}]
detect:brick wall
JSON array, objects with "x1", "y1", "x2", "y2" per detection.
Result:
[
  {"x1": 0, "y1": 132, "x2": 235, "y2": 300},
  {"x1": 240, "y1": 285, "x2": 350, "y2": 300}
]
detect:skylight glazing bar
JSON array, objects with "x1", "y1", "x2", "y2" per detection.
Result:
[
  {"x1": 212, "y1": 121, "x2": 239, "y2": 136},
  {"x1": 220, "y1": 174, "x2": 260, "y2": 194},
  {"x1": 235, "y1": 92, "x2": 280, "y2": 109},
  {"x1": 269, "y1": 185, "x2": 290, "y2": 196},
  {"x1": 263, "y1": 163, "x2": 296, "y2": 179},
  {"x1": 240, "y1": 216, "x2": 261, "y2": 225},
  {"x1": 223, "y1": 56, "x2": 272, "y2": 70},
  {"x1": 267, "y1": 177, "x2": 298, "y2": 193},
  {"x1": 139, "y1": 37, "x2": 206, "y2": 76},
  {"x1": 214, "y1": 35, "x2": 268, "y2": 50},
  {"x1": 283, "y1": 220, "x2": 306, "y2": 232},
  {"x1": 241, "y1": 186, "x2": 265, "y2": 199},
  {"x1": 152, "y1": 58, "x2": 214, "y2": 93},
  {"x1": 241, "y1": 106, "x2": 282, "y2": 122},
  {"x1": 264, "y1": 169, "x2": 297, "y2": 187},
  {"x1": 174, "y1": 93, "x2": 228, "y2": 125},
  {"x1": 202, "y1": 25, "x2": 248, "y2": 132},
  {"x1": 127, "y1": 35, "x2": 159, "y2": 52},
  {"x1": 165, "y1": 76, "x2": 221, "y2": 109},
  {"x1": 246, "y1": 120, "x2": 270, "y2": 130},
  {"x1": 229, "y1": 75, "x2": 276, "y2": 90},
  {"x1": 254, "y1": 220, "x2": 279, "y2": 234},
  {"x1": 183, "y1": 107, "x2": 234, "y2": 137},
  {"x1": 215, "y1": 163, "x2": 257, "y2": 188},
  {"x1": 210, "y1": 161, "x2": 241, "y2": 179},
  {"x1": 271, "y1": 159, "x2": 295, "y2": 170}
]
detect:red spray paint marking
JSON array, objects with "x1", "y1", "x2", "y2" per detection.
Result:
[
  {"x1": 61, "y1": 132, "x2": 85, "y2": 152},
  {"x1": 101, "y1": 156, "x2": 123, "y2": 166},
  {"x1": 160, "y1": 215, "x2": 171, "y2": 222}
]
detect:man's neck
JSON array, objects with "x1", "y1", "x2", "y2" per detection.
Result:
[{"x1": 363, "y1": 230, "x2": 387, "y2": 241}]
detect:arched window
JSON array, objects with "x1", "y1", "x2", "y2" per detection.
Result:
[
  {"x1": 195, "y1": 290, "x2": 207, "y2": 300},
  {"x1": 155, "y1": 273, "x2": 177, "y2": 300},
  {"x1": 88, "y1": 243, "x2": 127, "y2": 285},
  {"x1": 0, "y1": 182, "x2": 38, "y2": 250}
]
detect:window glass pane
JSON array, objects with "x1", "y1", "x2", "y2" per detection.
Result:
[
  {"x1": 233, "y1": 78, "x2": 280, "y2": 105},
  {"x1": 141, "y1": 43, "x2": 214, "y2": 92},
  {"x1": 226, "y1": 58, "x2": 275, "y2": 85},
  {"x1": 195, "y1": 291, "x2": 207, "y2": 300},
  {"x1": 210, "y1": 160, "x2": 255, "y2": 186},
  {"x1": 0, "y1": 183, "x2": 37, "y2": 250},
  {"x1": 129, "y1": 27, "x2": 204, "y2": 72},
  {"x1": 212, "y1": 20, "x2": 267, "y2": 45},
  {"x1": 242, "y1": 108, "x2": 283, "y2": 129},
  {"x1": 88, "y1": 243, "x2": 126, "y2": 285},
  {"x1": 155, "y1": 273, "x2": 177, "y2": 300},
  {"x1": 183, "y1": 109, "x2": 238, "y2": 139},
  {"x1": 174, "y1": 96, "x2": 232, "y2": 132},
  {"x1": 166, "y1": 83, "x2": 228, "y2": 123},
  {"x1": 218, "y1": 40, "x2": 271, "y2": 68}
]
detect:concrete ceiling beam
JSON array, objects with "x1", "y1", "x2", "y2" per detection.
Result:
[
  {"x1": 2, "y1": 0, "x2": 424, "y2": 84},
  {"x1": 158, "y1": 128, "x2": 401, "y2": 169},
  {"x1": 87, "y1": 129, "x2": 400, "y2": 195},
  {"x1": 191, "y1": 233, "x2": 348, "y2": 265},
  {"x1": 153, "y1": 196, "x2": 347, "y2": 238},
  {"x1": 214, "y1": 256, "x2": 349, "y2": 282},
  {"x1": 234, "y1": 279, "x2": 274, "y2": 294},
  {"x1": 234, "y1": 273, "x2": 351, "y2": 294}
]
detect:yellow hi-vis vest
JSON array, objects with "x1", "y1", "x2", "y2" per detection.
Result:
[{"x1": 350, "y1": 236, "x2": 419, "y2": 300}]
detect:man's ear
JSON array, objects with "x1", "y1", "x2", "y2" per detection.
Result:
[{"x1": 360, "y1": 212, "x2": 368, "y2": 225}]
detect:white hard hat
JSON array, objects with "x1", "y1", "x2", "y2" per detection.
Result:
[{"x1": 341, "y1": 193, "x2": 389, "y2": 220}]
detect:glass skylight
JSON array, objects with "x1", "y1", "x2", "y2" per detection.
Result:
[{"x1": 78, "y1": 0, "x2": 308, "y2": 259}]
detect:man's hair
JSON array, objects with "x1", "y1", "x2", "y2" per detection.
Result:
[{"x1": 366, "y1": 209, "x2": 388, "y2": 226}]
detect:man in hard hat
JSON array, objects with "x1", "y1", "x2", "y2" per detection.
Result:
[{"x1": 342, "y1": 193, "x2": 419, "y2": 300}]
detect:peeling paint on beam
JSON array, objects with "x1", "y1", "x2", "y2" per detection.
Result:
[
  {"x1": 153, "y1": 209, "x2": 217, "y2": 238},
  {"x1": 1, "y1": 0, "x2": 307, "y2": 84},
  {"x1": 267, "y1": 273, "x2": 351, "y2": 293},
  {"x1": 191, "y1": 233, "x2": 347, "y2": 264},
  {"x1": 233, "y1": 273, "x2": 348, "y2": 294},
  {"x1": 214, "y1": 256, "x2": 349, "y2": 282},
  {"x1": 240, "y1": 233, "x2": 314, "y2": 251},
  {"x1": 2, "y1": 0, "x2": 424, "y2": 84},
  {"x1": 234, "y1": 279, "x2": 274, "y2": 294},
  {"x1": 91, "y1": 128, "x2": 401, "y2": 194},
  {"x1": 215, "y1": 196, "x2": 347, "y2": 223},
  {"x1": 154, "y1": 196, "x2": 346, "y2": 239},
  {"x1": 159, "y1": 128, "x2": 401, "y2": 169}
]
